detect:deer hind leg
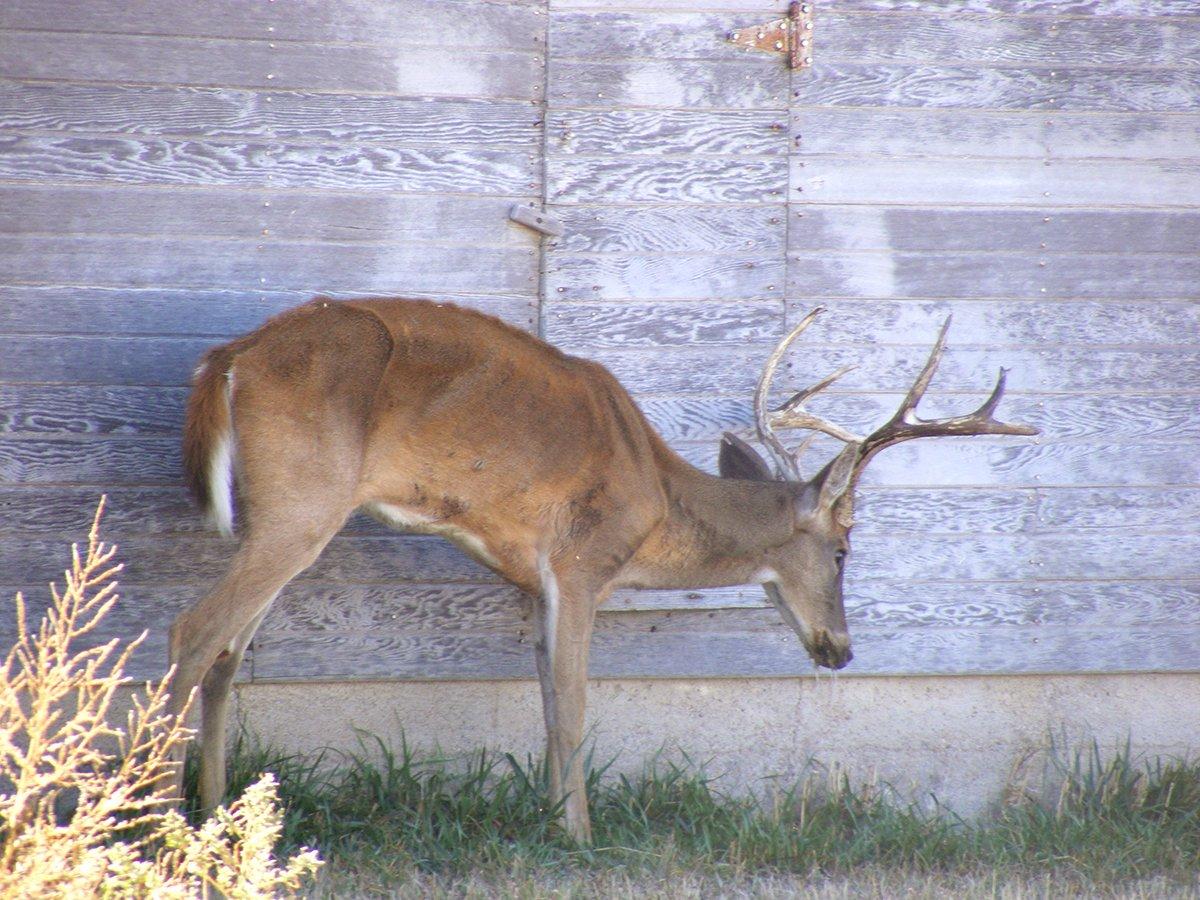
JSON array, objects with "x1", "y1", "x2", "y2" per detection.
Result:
[{"x1": 166, "y1": 522, "x2": 343, "y2": 809}]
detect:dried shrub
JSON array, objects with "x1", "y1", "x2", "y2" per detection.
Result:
[{"x1": 0, "y1": 501, "x2": 321, "y2": 897}]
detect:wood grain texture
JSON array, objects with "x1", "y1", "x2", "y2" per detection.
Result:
[
  {"x1": 545, "y1": 302, "x2": 783, "y2": 347},
  {"x1": 817, "y1": 12, "x2": 1200, "y2": 68},
  {"x1": 0, "y1": 288, "x2": 537, "y2": 335},
  {"x1": 0, "y1": 135, "x2": 537, "y2": 196},
  {"x1": 0, "y1": 31, "x2": 541, "y2": 100},
  {"x1": 248, "y1": 624, "x2": 1200, "y2": 681},
  {"x1": 786, "y1": 251, "x2": 1200, "y2": 299},
  {"x1": 1036, "y1": 488, "x2": 1200, "y2": 534},
  {"x1": 545, "y1": 254, "x2": 784, "y2": 300},
  {"x1": 0, "y1": 82, "x2": 540, "y2": 148},
  {"x1": 632, "y1": 392, "x2": 1200, "y2": 447},
  {"x1": 791, "y1": 108, "x2": 1200, "y2": 161},
  {"x1": 795, "y1": 63, "x2": 1200, "y2": 112},
  {"x1": 671, "y1": 439, "x2": 1200, "y2": 490},
  {"x1": 0, "y1": 236, "x2": 536, "y2": 294},
  {"x1": 552, "y1": 206, "x2": 785, "y2": 254},
  {"x1": 733, "y1": 0, "x2": 1200, "y2": 17},
  {"x1": 792, "y1": 158, "x2": 1200, "y2": 207},
  {"x1": 789, "y1": 207, "x2": 1200, "y2": 254},
  {"x1": 0, "y1": 0, "x2": 546, "y2": 48},
  {"x1": 548, "y1": 109, "x2": 787, "y2": 156},
  {"x1": 553, "y1": 10, "x2": 1200, "y2": 68},
  {"x1": 549, "y1": 155, "x2": 787, "y2": 203},
  {"x1": 783, "y1": 299, "x2": 1200, "y2": 346},
  {"x1": 549, "y1": 59, "x2": 787, "y2": 109},
  {"x1": 580, "y1": 345, "x2": 1200, "y2": 395}
]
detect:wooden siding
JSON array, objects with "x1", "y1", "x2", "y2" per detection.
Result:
[
  {"x1": 540, "y1": 0, "x2": 1200, "y2": 680},
  {"x1": 0, "y1": 1, "x2": 544, "y2": 680},
  {"x1": 1, "y1": 1, "x2": 1196, "y2": 683}
]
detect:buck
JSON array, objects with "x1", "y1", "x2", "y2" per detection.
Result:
[{"x1": 170, "y1": 297, "x2": 1036, "y2": 841}]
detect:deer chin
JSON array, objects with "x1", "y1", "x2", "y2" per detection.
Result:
[{"x1": 763, "y1": 584, "x2": 853, "y2": 670}]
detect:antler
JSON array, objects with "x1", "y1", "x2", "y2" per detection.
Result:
[
  {"x1": 753, "y1": 309, "x2": 1039, "y2": 485},
  {"x1": 754, "y1": 307, "x2": 862, "y2": 480},
  {"x1": 856, "y1": 315, "x2": 1039, "y2": 469}
]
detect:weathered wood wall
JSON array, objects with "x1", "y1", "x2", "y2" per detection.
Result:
[{"x1": 1, "y1": 0, "x2": 1196, "y2": 681}]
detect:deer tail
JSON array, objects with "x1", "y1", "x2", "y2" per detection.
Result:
[{"x1": 182, "y1": 346, "x2": 238, "y2": 536}]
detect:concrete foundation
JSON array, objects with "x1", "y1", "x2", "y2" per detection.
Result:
[{"x1": 228, "y1": 674, "x2": 1199, "y2": 816}]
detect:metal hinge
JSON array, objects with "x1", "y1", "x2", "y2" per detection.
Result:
[
  {"x1": 508, "y1": 203, "x2": 564, "y2": 237},
  {"x1": 727, "y1": 2, "x2": 814, "y2": 70}
]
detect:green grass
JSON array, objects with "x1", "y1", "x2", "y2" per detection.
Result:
[{"x1": 185, "y1": 734, "x2": 1200, "y2": 896}]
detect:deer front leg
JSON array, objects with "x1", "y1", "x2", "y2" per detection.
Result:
[{"x1": 532, "y1": 567, "x2": 597, "y2": 844}]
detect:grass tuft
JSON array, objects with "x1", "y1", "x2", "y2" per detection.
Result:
[{"x1": 191, "y1": 731, "x2": 1200, "y2": 895}]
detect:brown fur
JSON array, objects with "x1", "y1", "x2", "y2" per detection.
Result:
[{"x1": 169, "y1": 297, "x2": 864, "y2": 844}]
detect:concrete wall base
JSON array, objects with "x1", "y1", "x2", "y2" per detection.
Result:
[{"x1": 228, "y1": 673, "x2": 1199, "y2": 816}]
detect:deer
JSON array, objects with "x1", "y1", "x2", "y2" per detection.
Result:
[{"x1": 168, "y1": 297, "x2": 1037, "y2": 842}]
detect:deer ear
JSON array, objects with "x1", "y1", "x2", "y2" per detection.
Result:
[
  {"x1": 798, "y1": 443, "x2": 859, "y2": 517},
  {"x1": 719, "y1": 432, "x2": 776, "y2": 482},
  {"x1": 818, "y1": 443, "x2": 859, "y2": 508}
]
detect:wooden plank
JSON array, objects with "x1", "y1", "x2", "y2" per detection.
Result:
[
  {"x1": 544, "y1": 302, "x2": 783, "y2": 347},
  {"x1": 549, "y1": 156, "x2": 787, "y2": 204},
  {"x1": 0, "y1": 487, "x2": 200, "y2": 535},
  {"x1": 0, "y1": 237, "x2": 536, "y2": 295},
  {"x1": 0, "y1": 135, "x2": 538, "y2": 197},
  {"x1": 0, "y1": 0, "x2": 546, "y2": 49},
  {"x1": 0, "y1": 337, "x2": 207, "y2": 385},
  {"x1": 248, "y1": 624, "x2": 1200, "y2": 680},
  {"x1": 784, "y1": 299, "x2": 1200, "y2": 346},
  {"x1": 553, "y1": 10, "x2": 1200, "y2": 68},
  {"x1": 791, "y1": 109, "x2": 1200, "y2": 161},
  {"x1": 610, "y1": 580, "x2": 1200, "y2": 631},
  {"x1": 672, "y1": 438, "x2": 1200, "y2": 489},
  {"x1": 9, "y1": 528, "x2": 1195, "y2": 590},
  {"x1": 786, "y1": 252, "x2": 1200, "y2": 299},
  {"x1": 0, "y1": 32, "x2": 541, "y2": 100},
  {"x1": 795, "y1": 64, "x2": 1200, "y2": 113},
  {"x1": 0, "y1": 82, "x2": 540, "y2": 148},
  {"x1": 1036, "y1": 488, "x2": 1200, "y2": 534},
  {"x1": 0, "y1": 534, "x2": 499, "y2": 585},
  {"x1": 549, "y1": 59, "x2": 787, "y2": 109},
  {"x1": 792, "y1": 158, "x2": 1200, "y2": 207},
  {"x1": 0, "y1": 184, "x2": 537, "y2": 248},
  {"x1": 0, "y1": 386, "x2": 185, "y2": 435},
  {"x1": 789, "y1": 207, "x2": 1200, "y2": 254},
  {"x1": 817, "y1": 13, "x2": 1200, "y2": 68},
  {"x1": 547, "y1": 109, "x2": 786, "y2": 156},
  {"x1": 545, "y1": 254, "x2": 784, "y2": 300},
  {"x1": 0, "y1": 288, "x2": 537, "y2": 335},
  {"x1": 0, "y1": 438, "x2": 182, "y2": 484},
  {"x1": 553, "y1": 206, "x2": 786, "y2": 254},
  {"x1": 634, "y1": 392, "x2": 1200, "y2": 446},
  {"x1": 753, "y1": 1, "x2": 1200, "y2": 18},
  {"x1": 584, "y1": 346, "x2": 1200, "y2": 395}
]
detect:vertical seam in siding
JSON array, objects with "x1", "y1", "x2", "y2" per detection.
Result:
[{"x1": 535, "y1": 0, "x2": 552, "y2": 339}]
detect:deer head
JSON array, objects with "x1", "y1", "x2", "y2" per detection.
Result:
[{"x1": 719, "y1": 308, "x2": 1039, "y2": 670}]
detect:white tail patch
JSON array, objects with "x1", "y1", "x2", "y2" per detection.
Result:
[{"x1": 208, "y1": 372, "x2": 236, "y2": 537}]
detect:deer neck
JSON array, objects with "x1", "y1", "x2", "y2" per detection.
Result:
[{"x1": 622, "y1": 456, "x2": 796, "y2": 591}]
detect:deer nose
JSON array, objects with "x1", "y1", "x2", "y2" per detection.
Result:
[{"x1": 809, "y1": 629, "x2": 852, "y2": 669}]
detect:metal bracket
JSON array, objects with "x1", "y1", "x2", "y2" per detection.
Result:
[
  {"x1": 508, "y1": 204, "x2": 564, "y2": 238},
  {"x1": 727, "y1": 2, "x2": 814, "y2": 70}
]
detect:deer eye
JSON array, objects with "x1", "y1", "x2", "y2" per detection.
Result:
[{"x1": 834, "y1": 549, "x2": 848, "y2": 569}]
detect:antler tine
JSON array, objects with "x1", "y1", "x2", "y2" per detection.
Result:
[
  {"x1": 770, "y1": 364, "x2": 864, "y2": 445},
  {"x1": 858, "y1": 321, "x2": 1040, "y2": 467},
  {"x1": 753, "y1": 307, "x2": 827, "y2": 479},
  {"x1": 893, "y1": 314, "x2": 953, "y2": 426}
]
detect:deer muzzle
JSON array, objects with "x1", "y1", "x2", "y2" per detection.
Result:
[{"x1": 807, "y1": 629, "x2": 853, "y2": 670}]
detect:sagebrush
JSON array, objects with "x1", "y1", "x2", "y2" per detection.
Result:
[{"x1": 0, "y1": 501, "x2": 321, "y2": 898}]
